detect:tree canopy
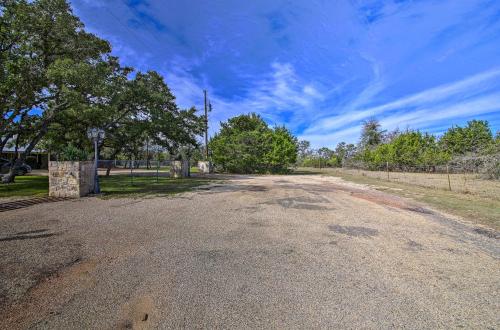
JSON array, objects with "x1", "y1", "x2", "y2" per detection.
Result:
[
  {"x1": 1, "y1": 0, "x2": 204, "y2": 182},
  {"x1": 209, "y1": 114, "x2": 297, "y2": 173},
  {"x1": 298, "y1": 119, "x2": 498, "y2": 173}
]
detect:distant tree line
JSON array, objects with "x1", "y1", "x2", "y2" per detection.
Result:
[
  {"x1": 1, "y1": 0, "x2": 204, "y2": 183},
  {"x1": 298, "y1": 119, "x2": 500, "y2": 174}
]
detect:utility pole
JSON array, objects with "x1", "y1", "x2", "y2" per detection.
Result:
[{"x1": 204, "y1": 90, "x2": 209, "y2": 160}]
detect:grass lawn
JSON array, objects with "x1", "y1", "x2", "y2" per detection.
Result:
[
  {"x1": 115, "y1": 166, "x2": 199, "y2": 173},
  {"x1": 99, "y1": 174, "x2": 215, "y2": 198},
  {"x1": 299, "y1": 167, "x2": 500, "y2": 231},
  {"x1": 0, "y1": 172, "x2": 217, "y2": 199},
  {"x1": 0, "y1": 176, "x2": 49, "y2": 198}
]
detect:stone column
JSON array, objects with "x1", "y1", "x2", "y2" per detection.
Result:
[
  {"x1": 197, "y1": 161, "x2": 213, "y2": 174},
  {"x1": 170, "y1": 160, "x2": 189, "y2": 178},
  {"x1": 49, "y1": 161, "x2": 95, "y2": 197}
]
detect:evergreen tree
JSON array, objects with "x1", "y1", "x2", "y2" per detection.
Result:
[{"x1": 209, "y1": 114, "x2": 297, "y2": 173}]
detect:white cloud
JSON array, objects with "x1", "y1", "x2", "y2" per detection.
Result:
[
  {"x1": 379, "y1": 93, "x2": 500, "y2": 130},
  {"x1": 304, "y1": 67, "x2": 500, "y2": 139},
  {"x1": 299, "y1": 126, "x2": 361, "y2": 148},
  {"x1": 166, "y1": 61, "x2": 325, "y2": 134}
]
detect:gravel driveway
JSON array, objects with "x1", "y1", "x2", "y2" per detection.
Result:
[{"x1": 0, "y1": 175, "x2": 499, "y2": 329}]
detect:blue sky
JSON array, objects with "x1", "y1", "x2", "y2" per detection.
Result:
[{"x1": 72, "y1": 0, "x2": 500, "y2": 147}]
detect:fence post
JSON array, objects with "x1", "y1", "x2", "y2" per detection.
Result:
[
  {"x1": 130, "y1": 158, "x2": 134, "y2": 185},
  {"x1": 446, "y1": 164, "x2": 451, "y2": 191},
  {"x1": 386, "y1": 161, "x2": 389, "y2": 181},
  {"x1": 156, "y1": 155, "x2": 159, "y2": 183}
]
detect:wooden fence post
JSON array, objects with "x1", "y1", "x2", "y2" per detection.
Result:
[
  {"x1": 446, "y1": 164, "x2": 451, "y2": 191},
  {"x1": 386, "y1": 161, "x2": 390, "y2": 181}
]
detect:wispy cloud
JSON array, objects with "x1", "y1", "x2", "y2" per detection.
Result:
[
  {"x1": 303, "y1": 67, "x2": 500, "y2": 141},
  {"x1": 379, "y1": 93, "x2": 500, "y2": 129},
  {"x1": 167, "y1": 62, "x2": 324, "y2": 133},
  {"x1": 71, "y1": 0, "x2": 500, "y2": 148}
]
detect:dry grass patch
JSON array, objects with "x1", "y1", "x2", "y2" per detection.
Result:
[{"x1": 300, "y1": 167, "x2": 500, "y2": 231}]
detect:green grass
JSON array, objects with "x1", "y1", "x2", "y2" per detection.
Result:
[
  {"x1": 0, "y1": 176, "x2": 49, "y2": 198},
  {"x1": 0, "y1": 173, "x2": 218, "y2": 199},
  {"x1": 98, "y1": 174, "x2": 216, "y2": 198},
  {"x1": 299, "y1": 167, "x2": 500, "y2": 230},
  {"x1": 112, "y1": 166, "x2": 199, "y2": 173}
]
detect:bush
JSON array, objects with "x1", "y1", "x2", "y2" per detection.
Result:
[{"x1": 59, "y1": 144, "x2": 88, "y2": 161}]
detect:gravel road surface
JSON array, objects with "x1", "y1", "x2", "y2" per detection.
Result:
[{"x1": 0, "y1": 175, "x2": 499, "y2": 329}]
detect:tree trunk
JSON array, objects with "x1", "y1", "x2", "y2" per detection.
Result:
[
  {"x1": 105, "y1": 151, "x2": 119, "y2": 177},
  {"x1": 1, "y1": 98, "x2": 67, "y2": 184},
  {"x1": 1, "y1": 157, "x2": 24, "y2": 183},
  {"x1": 106, "y1": 164, "x2": 112, "y2": 176},
  {"x1": 1, "y1": 119, "x2": 50, "y2": 183}
]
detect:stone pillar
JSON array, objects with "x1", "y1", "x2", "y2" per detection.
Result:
[
  {"x1": 197, "y1": 161, "x2": 213, "y2": 174},
  {"x1": 170, "y1": 160, "x2": 189, "y2": 178},
  {"x1": 49, "y1": 161, "x2": 95, "y2": 197}
]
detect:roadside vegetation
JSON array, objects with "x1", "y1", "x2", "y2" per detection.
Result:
[{"x1": 298, "y1": 119, "x2": 499, "y2": 179}]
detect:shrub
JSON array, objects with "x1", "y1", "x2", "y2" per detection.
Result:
[{"x1": 59, "y1": 144, "x2": 88, "y2": 161}]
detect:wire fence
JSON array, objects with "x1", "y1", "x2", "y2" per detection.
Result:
[
  {"x1": 309, "y1": 154, "x2": 500, "y2": 200},
  {"x1": 342, "y1": 154, "x2": 499, "y2": 178},
  {"x1": 95, "y1": 159, "x2": 201, "y2": 180},
  {"x1": 98, "y1": 159, "x2": 174, "y2": 169}
]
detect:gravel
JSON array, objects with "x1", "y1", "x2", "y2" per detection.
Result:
[{"x1": 0, "y1": 174, "x2": 499, "y2": 329}]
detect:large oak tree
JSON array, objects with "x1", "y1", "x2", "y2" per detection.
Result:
[{"x1": 1, "y1": 0, "x2": 204, "y2": 183}]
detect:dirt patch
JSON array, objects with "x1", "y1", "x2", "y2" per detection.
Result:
[
  {"x1": 195, "y1": 249, "x2": 232, "y2": 263},
  {"x1": 117, "y1": 295, "x2": 155, "y2": 330},
  {"x1": 247, "y1": 220, "x2": 270, "y2": 227},
  {"x1": 0, "y1": 257, "x2": 97, "y2": 328},
  {"x1": 328, "y1": 224, "x2": 379, "y2": 237},
  {"x1": 236, "y1": 206, "x2": 260, "y2": 213},
  {"x1": 264, "y1": 196, "x2": 331, "y2": 210},
  {"x1": 290, "y1": 203, "x2": 329, "y2": 210},
  {"x1": 325, "y1": 183, "x2": 434, "y2": 215},
  {"x1": 350, "y1": 191, "x2": 413, "y2": 210},
  {"x1": 406, "y1": 240, "x2": 424, "y2": 251},
  {"x1": 246, "y1": 185, "x2": 268, "y2": 192},
  {"x1": 197, "y1": 184, "x2": 268, "y2": 194},
  {"x1": 473, "y1": 228, "x2": 499, "y2": 239},
  {"x1": 404, "y1": 206, "x2": 433, "y2": 214}
]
